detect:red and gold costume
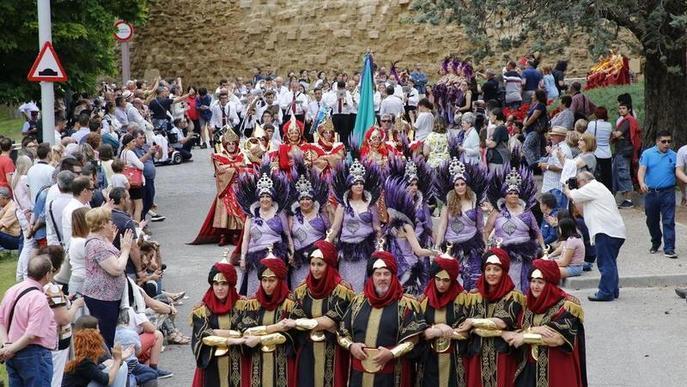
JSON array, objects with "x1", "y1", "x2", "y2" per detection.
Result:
[{"x1": 360, "y1": 126, "x2": 401, "y2": 166}]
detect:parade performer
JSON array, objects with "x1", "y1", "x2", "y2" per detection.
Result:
[
  {"x1": 238, "y1": 254, "x2": 297, "y2": 387},
  {"x1": 191, "y1": 129, "x2": 246, "y2": 246},
  {"x1": 329, "y1": 158, "x2": 382, "y2": 292},
  {"x1": 236, "y1": 164, "x2": 293, "y2": 295},
  {"x1": 417, "y1": 252, "x2": 470, "y2": 387},
  {"x1": 505, "y1": 259, "x2": 587, "y2": 387},
  {"x1": 338, "y1": 250, "x2": 427, "y2": 387},
  {"x1": 311, "y1": 118, "x2": 345, "y2": 177},
  {"x1": 291, "y1": 240, "x2": 355, "y2": 387},
  {"x1": 275, "y1": 115, "x2": 324, "y2": 173},
  {"x1": 383, "y1": 177, "x2": 437, "y2": 295},
  {"x1": 485, "y1": 167, "x2": 544, "y2": 292},
  {"x1": 434, "y1": 152, "x2": 489, "y2": 291},
  {"x1": 287, "y1": 160, "x2": 330, "y2": 286},
  {"x1": 432, "y1": 56, "x2": 474, "y2": 126},
  {"x1": 360, "y1": 125, "x2": 400, "y2": 166},
  {"x1": 191, "y1": 260, "x2": 246, "y2": 387},
  {"x1": 388, "y1": 155, "x2": 433, "y2": 250},
  {"x1": 457, "y1": 248, "x2": 525, "y2": 387}
]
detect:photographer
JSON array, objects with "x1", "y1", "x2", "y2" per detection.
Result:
[
  {"x1": 168, "y1": 118, "x2": 195, "y2": 162},
  {"x1": 563, "y1": 171, "x2": 626, "y2": 302}
]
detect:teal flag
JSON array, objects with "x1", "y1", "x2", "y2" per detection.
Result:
[{"x1": 352, "y1": 53, "x2": 375, "y2": 148}]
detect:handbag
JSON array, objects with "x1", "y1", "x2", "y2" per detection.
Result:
[{"x1": 123, "y1": 165, "x2": 143, "y2": 188}]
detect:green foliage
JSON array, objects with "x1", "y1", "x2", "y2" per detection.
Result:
[
  {"x1": 0, "y1": 107, "x2": 24, "y2": 141},
  {"x1": 0, "y1": 0, "x2": 149, "y2": 105}
]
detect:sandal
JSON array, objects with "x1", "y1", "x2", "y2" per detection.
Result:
[{"x1": 168, "y1": 330, "x2": 191, "y2": 345}]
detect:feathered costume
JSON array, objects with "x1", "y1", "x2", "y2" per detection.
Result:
[
  {"x1": 388, "y1": 154, "x2": 433, "y2": 248},
  {"x1": 486, "y1": 165, "x2": 543, "y2": 292},
  {"x1": 433, "y1": 148, "x2": 489, "y2": 291},
  {"x1": 287, "y1": 156, "x2": 330, "y2": 286},
  {"x1": 235, "y1": 159, "x2": 291, "y2": 295},
  {"x1": 433, "y1": 56, "x2": 474, "y2": 126},
  {"x1": 331, "y1": 156, "x2": 382, "y2": 292}
]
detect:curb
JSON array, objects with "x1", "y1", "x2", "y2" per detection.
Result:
[{"x1": 563, "y1": 273, "x2": 687, "y2": 290}]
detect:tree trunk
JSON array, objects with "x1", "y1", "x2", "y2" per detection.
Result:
[{"x1": 643, "y1": 47, "x2": 687, "y2": 147}]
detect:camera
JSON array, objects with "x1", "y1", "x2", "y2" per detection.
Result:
[{"x1": 566, "y1": 177, "x2": 578, "y2": 190}]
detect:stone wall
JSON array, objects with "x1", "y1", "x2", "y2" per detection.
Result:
[{"x1": 131, "y1": 0, "x2": 637, "y2": 86}]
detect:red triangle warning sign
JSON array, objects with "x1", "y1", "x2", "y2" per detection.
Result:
[{"x1": 27, "y1": 42, "x2": 68, "y2": 82}]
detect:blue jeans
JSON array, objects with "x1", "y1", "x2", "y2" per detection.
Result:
[
  {"x1": 644, "y1": 188, "x2": 676, "y2": 251},
  {"x1": 142, "y1": 177, "x2": 155, "y2": 219},
  {"x1": 595, "y1": 233, "x2": 624, "y2": 299},
  {"x1": 6, "y1": 345, "x2": 53, "y2": 387},
  {"x1": 0, "y1": 230, "x2": 21, "y2": 250}
]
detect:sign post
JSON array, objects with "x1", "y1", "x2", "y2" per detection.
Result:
[
  {"x1": 37, "y1": 0, "x2": 55, "y2": 144},
  {"x1": 114, "y1": 20, "x2": 134, "y2": 86}
]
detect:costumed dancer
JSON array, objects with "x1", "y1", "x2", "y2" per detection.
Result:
[
  {"x1": 484, "y1": 167, "x2": 544, "y2": 292},
  {"x1": 290, "y1": 240, "x2": 355, "y2": 387},
  {"x1": 238, "y1": 253, "x2": 297, "y2": 387},
  {"x1": 191, "y1": 129, "x2": 246, "y2": 246},
  {"x1": 383, "y1": 177, "x2": 437, "y2": 295},
  {"x1": 433, "y1": 151, "x2": 489, "y2": 291},
  {"x1": 457, "y1": 248, "x2": 525, "y2": 387},
  {"x1": 235, "y1": 163, "x2": 293, "y2": 295},
  {"x1": 191, "y1": 260, "x2": 245, "y2": 387},
  {"x1": 275, "y1": 115, "x2": 323, "y2": 173},
  {"x1": 360, "y1": 125, "x2": 401, "y2": 166},
  {"x1": 310, "y1": 118, "x2": 345, "y2": 178},
  {"x1": 504, "y1": 259, "x2": 587, "y2": 387},
  {"x1": 328, "y1": 157, "x2": 382, "y2": 292},
  {"x1": 417, "y1": 252, "x2": 470, "y2": 387},
  {"x1": 338, "y1": 250, "x2": 427, "y2": 387},
  {"x1": 287, "y1": 158, "x2": 331, "y2": 286}
]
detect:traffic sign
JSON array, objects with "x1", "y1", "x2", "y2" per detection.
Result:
[
  {"x1": 114, "y1": 20, "x2": 134, "y2": 42},
  {"x1": 27, "y1": 41, "x2": 68, "y2": 82}
]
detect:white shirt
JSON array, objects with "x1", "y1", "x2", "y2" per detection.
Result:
[
  {"x1": 541, "y1": 141, "x2": 572, "y2": 193},
  {"x1": 413, "y1": 111, "x2": 434, "y2": 141},
  {"x1": 586, "y1": 120, "x2": 612, "y2": 159},
  {"x1": 70, "y1": 128, "x2": 90, "y2": 144},
  {"x1": 256, "y1": 100, "x2": 284, "y2": 126},
  {"x1": 26, "y1": 161, "x2": 55, "y2": 204},
  {"x1": 68, "y1": 237, "x2": 87, "y2": 278},
  {"x1": 461, "y1": 128, "x2": 481, "y2": 165},
  {"x1": 210, "y1": 101, "x2": 240, "y2": 128},
  {"x1": 46, "y1": 190, "x2": 72, "y2": 246},
  {"x1": 323, "y1": 90, "x2": 354, "y2": 115},
  {"x1": 373, "y1": 91, "x2": 382, "y2": 112},
  {"x1": 569, "y1": 180, "x2": 627, "y2": 243},
  {"x1": 404, "y1": 88, "x2": 420, "y2": 107},
  {"x1": 307, "y1": 99, "x2": 326, "y2": 121},
  {"x1": 61, "y1": 198, "x2": 90, "y2": 250},
  {"x1": 279, "y1": 90, "x2": 309, "y2": 116},
  {"x1": 379, "y1": 95, "x2": 405, "y2": 117}
]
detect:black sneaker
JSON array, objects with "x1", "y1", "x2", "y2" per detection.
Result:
[
  {"x1": 649, "y1": 245, "x2": 660, "y2": 254},
  {"x1": 156, "y1": 368, "x2": 174, "y2": 379},
  {"x1": 150, "y1": 214, "x2": 166, "y2": 222},
  {"x1": 664, "y1": 250, "x2": 678, "y2": 259},
  {"x1": 618, "y1": 200, "x2": 634, "y2": 209},
  {"x1": 200, "y1": 143, "x2": 208, "y2": 149}
]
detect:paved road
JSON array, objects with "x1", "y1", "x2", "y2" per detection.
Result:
[{"x1": 153, "y1": 148, "x2": 687, "y2": 386}]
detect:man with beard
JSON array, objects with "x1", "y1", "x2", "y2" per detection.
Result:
[{"x1": 338, "y1": 250, "x2": 427, "y2": 386}]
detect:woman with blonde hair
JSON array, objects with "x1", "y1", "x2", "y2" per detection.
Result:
[
  {"x1": 61, "y1": 328, "x2": 127, "y2": 387},
  {"x1": 558, "y1": 131, "x2": 598, "y2": 175},
  {"x1": 67, "y1": 207, "x2": 92, "y2": 296}
]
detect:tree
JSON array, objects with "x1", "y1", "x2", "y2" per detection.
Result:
[
  {"x1": 0, "y1": 0, "x2": 148, "y2": 105},
  {"x1": 410, "y1": 0, "x2": 687, "y2": 145}
]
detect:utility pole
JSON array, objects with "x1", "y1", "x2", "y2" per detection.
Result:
[{"x1": 37, "y1": 0, "x2": 55, "y2": 144}]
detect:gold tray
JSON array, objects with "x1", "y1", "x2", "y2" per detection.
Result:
[{"x1": 361, "y1": 348, "x2": 382, "y2": 373}]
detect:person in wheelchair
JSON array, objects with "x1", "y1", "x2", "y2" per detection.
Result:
[{"x1": 152, "y1": 118, "x2": 195, "y2": 165}]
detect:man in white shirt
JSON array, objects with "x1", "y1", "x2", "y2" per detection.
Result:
[
  {"x1": 373, "y1": 82, "x2": 385, "y2": 117},
  {"x1": 324, "y1": 81, "x2": 354, "y2": 148},
  {"x1": 280, "y1": 80, "x2": 309, "y2": 123},
  {"x1": 26, "y1": 143, "x2": 55, "y2": 205},
  {"x1": 256, "y1": 90, "x2": 283, "y2": 127},
  {"x1": 379, "y1": 85, "x2": 405, "y2": 118},
  {"x1": 273, "y1": 76, "x2": 289, "y2": 102},
  {"x1": 46, "y1": 170, "x2": 75, "y2": 247},
  {"x1": 61, "y1": 176, "x2": 93, "y2": 250},
  {"x1": 70, "y1": 114, "x2": 91, "y2": 144},
  {"x1": 413, "y1": 98, "x2": 434, "y2": 142},
  {"x1": 564, "y1": 171, "x2": 626, "y2": 302},
  {"x1": 539, "y1": 126, "x2": 573, "y2": 207},
  {"x1": 210, "y1": 92, "x2": 240, "y2": 130}
]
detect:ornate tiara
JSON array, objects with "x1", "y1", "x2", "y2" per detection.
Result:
[
  {"x1": 449, "y1": 157, "x2": 466, "y2": 182},
  {"x1": 257, "y1": 173, "x2": 274, "y2": 196},
  {"x1": 295, "y1": 175, "x2": 313, "y2": 199},
  {"x1": 350, "y1": 159, "x2": 366, "y2": 184},
  {"x1": 505, "y1": 167, "x2": 522, "y2": 193},
  {"x1": 404, "y1": 159, "x2": 418, "y2": 182}
]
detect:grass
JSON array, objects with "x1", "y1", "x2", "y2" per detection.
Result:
[
  {"x1": 0, "y1": 251, "x2": 18, "y2": 385},
  {"x1": 583, "y1": 82, "x2": 645, "y2": 124},
  {"x1": 0, "y1": 107, "x2": 24, "y2": 141}
]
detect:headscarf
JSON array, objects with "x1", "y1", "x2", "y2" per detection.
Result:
[
  {"x1": 360, "y1": 126, "x2": 388, "y2": 159},
  {"x1": 255, "y1": 257, "x2": 290, "y2": 311},
  {"x1": 424, "y1": 255, "x2": 463, "y2": 309},
  {"x1": 475, "y1": 248, "x2": 516, "y2": 302},
  {"x1": 364, "y1": 251, "x2": 404, "y2": 308},
  {"x1": 305, "y1": 240, "x2": 342, "y2": 299},
  {"x1": 202, "y1": 262, "x2": 240, "y2": 315},
  {"x1": 527, "y1": 259, "x2": 567, "y2": 314}
]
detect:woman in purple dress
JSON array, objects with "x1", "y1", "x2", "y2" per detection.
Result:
[
  {"x1": 328, "y1": 158, "x2": 382, "y2": 292},
  {"x1": 433, "y1": 156, "x2": 489, "y2": 291},
  {"x1": 287, "y1": 166, "x2": 330, "y2": 287},
  {"x1": 236, "y1": 164, "x2": 293, "y2": 296},
  {"x1": 484, "y1": 166, "x2": 545, "y2": 292},
  {"x1": 388, "y1": 155, "x2": 433, "y2": 251},
  {"x1": 383, "y1": 177, "x2": 437, "y2": 295}
]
